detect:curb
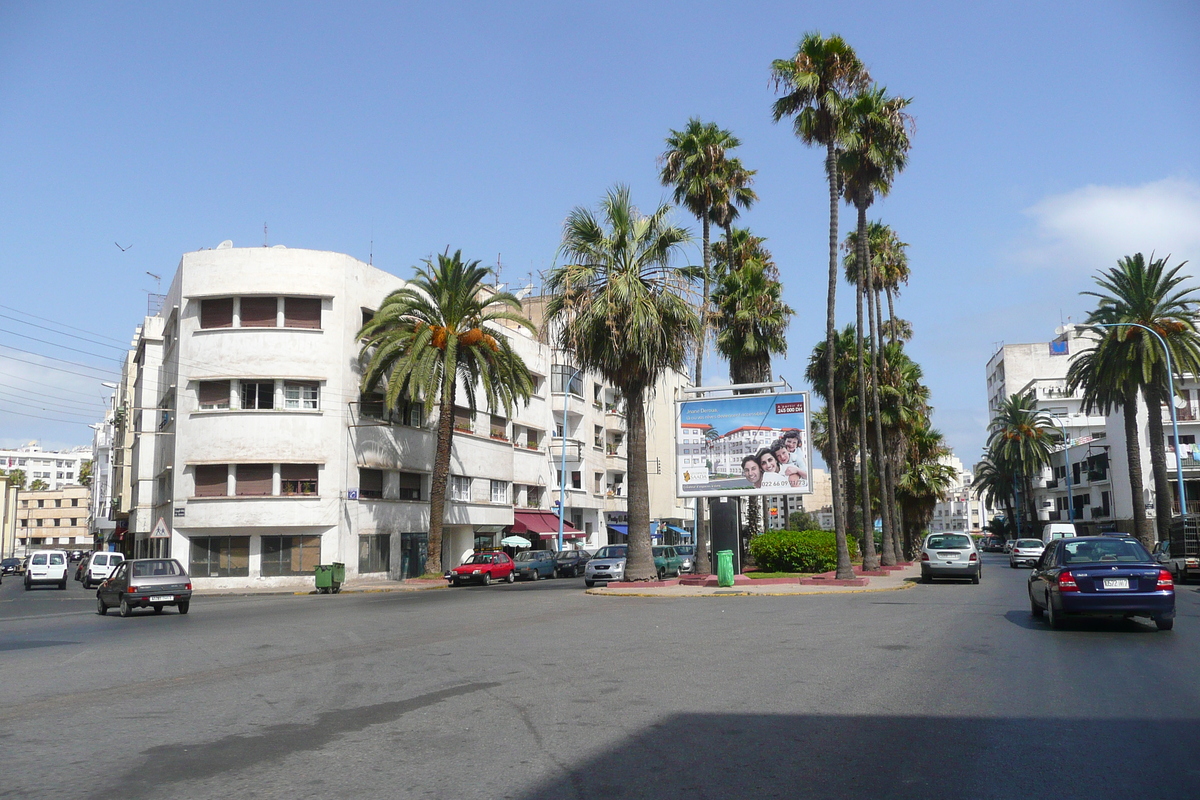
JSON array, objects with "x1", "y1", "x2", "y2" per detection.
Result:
[{"x1": 584, "y1": 580, "x2": 918, "y2": 598}]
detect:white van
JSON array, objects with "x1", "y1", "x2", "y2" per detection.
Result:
[
  {"x1": 1042, "y1": 522, "x2": 1078, "y2": 545},
  {"x1": 24, "y1": 549, "x2": 69, "y2": 590},
  {"x1": 82, "y1": 551, "x2": 125, "y2": 589}
]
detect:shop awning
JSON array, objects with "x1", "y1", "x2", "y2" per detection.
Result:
[
  {"x1": 607, "y1": 524, "x2": 628, "y2": 536},
  {"x1": 666, "y1": 525, "x2": 690, "y2": 536},
  {"x1": 511, "y1": 510, "x2": 580, "y2": 535}
]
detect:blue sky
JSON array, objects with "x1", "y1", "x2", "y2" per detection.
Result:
[{"x1": 2, "y1": 1, "x2": 1198, "y2": 468}]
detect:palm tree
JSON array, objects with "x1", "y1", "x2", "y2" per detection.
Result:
[
  {"x1": 659, "y1": 119, "x2": 756, "y2": 387},
  {"x1": 711, "y1": 236, "x2": 793, "y2": 387},
  {"x1": 839, "y1": 86, "x2": 913, "y2": 568},
  {"x1": 3, "y1": 468, "x2": 27, "y2": 489},
  {"x1": 876, "y1": 340, "x2": 929, "y2": 558},
  {"x1": 772, "y1": 32, "x2": 870, "y2": 578},
  {"x1": 972, "y1": 458, "x2": 1018, "y2": 540},
  {"x1": 545, "y1": 186, "x2": 700, "y2": 581},
  {"x1": 986, "y1": 393, "x2": 1060, "y2": 527},
  {"x1": 1080, "y1": 253, "x2": 1200, "y2": 542},
  {"x1": 358, "y1": 250, "x2": 536, "y2": 575},
  {"x1": 896, "y1": 420, "x2": 956, "y2": 557},
  {"x1": 29, "y1": 478, "x2": 49, "y2": 491}
]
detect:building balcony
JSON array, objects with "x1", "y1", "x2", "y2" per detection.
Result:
[{"x1": 1089, "y1": 506, "x2": 1111, "y2": 519}]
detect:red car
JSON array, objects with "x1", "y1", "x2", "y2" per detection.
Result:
[{"x1": 446, "y1": 551, "x2": 515, "y2": 586}]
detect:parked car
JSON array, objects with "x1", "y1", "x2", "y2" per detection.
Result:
[
  {"x1": 1028, "y1": 536, "x2": 1174, "y2": 630},
  {"x1": 584, "y1": 545, "x2": 629, "y2": 586},
  {"x1": 445, "y1": 551, "x2": 515, "y2": 586},
  {"x1": 1002, "y1": 540, "x2": 1017, "y2": 554},
  {"x1": 919, "y1": 533, "x2": 981, "y2": 584},
  {"x1": 673, "y1": 544, "x2": 697, "y2": 573},
  {"x1": 96, "y1": 558, "x2": 192, "y2": 616},
  {"x1": 1008, "y1": 538, "x2": 1045, "y2": 568},
  {"x1": 0, "y1": 557, "x2": 20, "y2": 576},
  {"x1": 1042, "y1": 522, "x2": 1078, "y2": 545},
  {"x1": 82, "y1": 551, "x2": 125, "y2": 589},
  {"x1": 24, "y1": 550, "x2": 69, "y2": 590},
  {"x1": 553, "y1": 550, "x2": 591, "y2": 578},
  {"x1": 513, "y1": 550, "x2": 558, "y2": 581},
  {"x1": 69, "y1": 549, "x2": 85, "y2": 561},
  {"x1": 652, "y1": 546, "x2": 684, "y2": 578},
  {"x1": 980, "y1": 537, "x2": 1004, "y2": 553}
]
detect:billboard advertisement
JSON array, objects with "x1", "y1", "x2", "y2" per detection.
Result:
[{"x1": 676, "y1": 392, "x2": 811, "y2": 497}]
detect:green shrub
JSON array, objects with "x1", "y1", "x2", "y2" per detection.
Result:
[{"x1": 748, "y1": 529, "x2": 859, "y2": 573}]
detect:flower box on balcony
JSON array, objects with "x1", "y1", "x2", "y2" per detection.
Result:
[
  {"x1": 490, "y1": 431, "x2": 509, "y2": 442},
  {"x1": 453, "y1": 425, "x2": 473, "y2": 434}
]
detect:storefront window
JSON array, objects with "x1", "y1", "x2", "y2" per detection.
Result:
[{"x1": 190, "y1": 536, "x2": 250, "y2": 577}]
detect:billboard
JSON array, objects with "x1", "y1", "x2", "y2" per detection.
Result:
[{"x1": 676, "y1": 391, "x2": 811, "y2": 497}]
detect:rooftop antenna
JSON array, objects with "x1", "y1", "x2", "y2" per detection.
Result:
[
  {"x1": 145, "y1": 272, "x2": 161, "y2": 292},
  {"x1": 495, "y1": 253, "x2": 503, "y2": 286},
  {"x1": 263, "y1": 223, "x2": 268, "y2": 247}
]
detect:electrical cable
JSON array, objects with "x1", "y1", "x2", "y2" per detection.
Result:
[
  {"x1": 0, "y1": 303, "x2": 131, "y2": 346},
  {"x1": 0, "y1": 405, "x2": 94, "y2": 426},
  {"x1": 0, "y1": 313, "x2": 129, "y2": 352},
  {"x1": 0, "y1": 328, "x2": 128, "y2": 362},
  {"x1": 0, "y1": 347, "x2": 121, "y2": 379}
]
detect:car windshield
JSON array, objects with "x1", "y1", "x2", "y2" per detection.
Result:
[
  {"x1": 674, "y1": 546, "x2": 695, "y2": 555},
  {"x1": 464, "y1": 554, "x2": 495, "y2": 564},
  {"x1": 132, "y1": 560, "x2": 182, "y2": 577},
  {"x1": 595, "y1": 546, "x2": 627, "y2": 559},
  {"x1": 652, "y1": 547, "x2": 672, "y2": 557},
  {"x1": 1015, "y1": 540, "x2": 1043, "y2": 548},
  {"x1": 555, "y1": 552, "x2": 578, "y2": 559},
  {"x1": 1062, "y1": 539, "x2": 1150, "y2": 565},
  {"x1": 927, "y1": 534, "x2": 972, "y2": 549},
  {"x1": 515, "y1": 552, "x2": 538, "y2": 561}
]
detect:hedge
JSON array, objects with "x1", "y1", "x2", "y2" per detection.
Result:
[{"x1": 748, "y1": 529, "x2": 859, "y2": 574}]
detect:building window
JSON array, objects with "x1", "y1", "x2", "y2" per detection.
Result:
[
  {"x1": 450, "y1": 476, "x2": 472, "y2": 502},
  {"x1": 594, "y1": 425, "x2": 604, "y2": 449},
  {"x1": 490, "y1": 480, "x2": 508, "y2": 504},
  {"x1": 453, "y1": 408, "x2": 473, "y2": 433},
  {"x1": 397, "y1": 472, "x2": 422, "y2": 501},
  {"x1": 240, "y1": 296, "x2": 278, "y2": 328},
  {"x1": 71, "y1": 498, "x2": 79, "y2": 507},
  {"x1": 359, "y1": 468, "x2": 384, "y2": 499},
  {"x1": 283, "y1": 297, "x2": 321, "y2": 329},
  {"x1": 281, "y1": 464, "x2": 318, "y2": 496},
  {"x1": 200, "y1": 298, "x2": 234, "y2": 329},
  {"x1": 199, "y1": 380, "x2": 231, "y2": 410},
  {"x1": 571, "y1": 471, "x2": 581, "y2": 490},
  {"x1": 551, "y1": 365, "x2": 583, "y2": 396},
  {"x1": 261, "y1": 535, "x2": 321, "y2": 576},
  {"x1": 241, "y1": 381, "x2": 275, "y2": 410},
  {"x1": 284, "y1": 381, "x2": 319, "y2": 410},
  {"x1": 235, "y1": 464, "x2": 273, "y2": 496},
  {"x1": 359, "y1": 533, "x2": 390, "y2": 574},
  {"x1": 194, "y1": 465, "x2": 229, "y2": 497},
  {"x1": 190, "y1": 536, "x2": 250, "y2": 578},
  {"x1": 359, "y1": 391, "x2": 385, "y2": 420}
]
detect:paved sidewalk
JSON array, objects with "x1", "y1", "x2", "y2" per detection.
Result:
[
  {"x1": 191, "y1": 577, "x2": 446, "y2": 597},
  {"x1": 586, "y1": 563, "x2": 922, "y2": 597}
]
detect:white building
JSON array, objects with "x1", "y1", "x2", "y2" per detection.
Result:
[
  {"x1": 0, "y1": 443, "x2": 90, "y2": 490},
  {"x1": 111, "y1": 243, "x2": 691, "y2": 589},
  {"x1": 929, "y1": 455, "x2": 992, "y2": 534}
]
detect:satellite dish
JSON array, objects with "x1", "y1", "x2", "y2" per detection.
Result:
[
  {"x1": 216, "y1": 240, "x2": 233, "y2": 250},
  {"x1": 272, "y1": 244, "x2": 286, "y2": 249},
  {"x1": 515, "y1": 283, "x2": 534, "y2": 300},
  {"x1": 1175, "y1": 394, "x2": 1189, "y2": 409}
]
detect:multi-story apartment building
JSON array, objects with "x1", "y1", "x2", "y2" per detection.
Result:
[
  {"x1": 929, "y1": 456, "x2": 992, "y2": 534},
  {"x1": 109, "y1": 243, "x2": 692, "y2": 589},
  {"x1": 763, "y1": 467, "x2": 831, "y2": 530},
  {"x1": 0, "y1": 443, "x2": 90, "y2": 490},
  {"x1": 0, "y1": 473, "x2": 19, "y2": 558},
  {"x1": 13, "y1": 485, "x2": 91, "y2": 552}
]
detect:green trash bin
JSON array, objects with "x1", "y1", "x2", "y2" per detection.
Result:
[
  {"x1": 716, "y1": 550, "x2": 734, "y2": 587},
  {"x1": 331, "y1": 562, "x2": 345, "y2": 594},
  {"x1": 314, "y1": 564, "x2": 333, "y2": 593}
]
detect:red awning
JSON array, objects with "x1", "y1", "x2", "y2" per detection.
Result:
[{"x1": 511, "y1": 510, "x2": 582, "y2": 539}]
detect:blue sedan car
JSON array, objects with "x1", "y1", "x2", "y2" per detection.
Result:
[{"x1": 1028, "y1": 536, "x2": 1175, "y2": 630}]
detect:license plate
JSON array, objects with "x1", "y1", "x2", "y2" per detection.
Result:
[
  {"x1": 149, "y1": 595, "x2": 174, "y2": 602},
  {"x1": 938, "y1": 553, "x2": 958, "y2": 560},
  {"x1": 1102, "y1": 578, "x2": 1129, "y2": 590}
]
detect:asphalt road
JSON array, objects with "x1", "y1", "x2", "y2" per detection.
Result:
[{"x1": 2, "y1": 554, "x2": 1200, "y2": 799}]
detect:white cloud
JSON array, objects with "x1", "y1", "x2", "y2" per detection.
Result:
[{"x1": 1020, "y1": 177, "x2": 1200, "y2": 273}]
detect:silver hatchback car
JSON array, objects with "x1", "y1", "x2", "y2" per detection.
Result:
[
  {"x1": 1009, "y1": 538, "x2": 1045, "y2": 568},
  {"x1": 920, "y1": 533, "x2": 981, "y2": 584},
  {"x1": 97, "y1": 558, "x2": 193, "y2": 617},
  {"x1": 584, "y1": 544, "x2": 628, "y2": 587}
]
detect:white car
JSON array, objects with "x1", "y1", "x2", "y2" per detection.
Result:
[
  {"x1": 24, "y1": 550, "x2": 69, "y2": 590},
  {"x1": 583, "y1": 544, "x2": 629, "y2": 587},
  {"x1": 1009, "y1": 538, "x2": 1045, "y2": 568},
  {"x1": 83, "y1": 551, "x2": 125, "y2": 589}
]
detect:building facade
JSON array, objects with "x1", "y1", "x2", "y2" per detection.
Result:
[
  {"x1": 929, "y1": 456, "x2": 992, "y2": 534},
  {"x1": 109, "y1": 244, "x2": 692, "y2": 589},
  {"x1": 13, "y1": 485, "x2": 91, "y2": 552},
  {"x1": 0, "y1": 443, "x2": 90, "y2": 491}
]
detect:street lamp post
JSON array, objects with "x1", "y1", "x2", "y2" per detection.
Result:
[
  {"x1": 1050, "y1": 414, "x2": 1075, "y2": 524},
  {"x1": 1093, "y1": 323, "x2": 1188, "y2": 517}
]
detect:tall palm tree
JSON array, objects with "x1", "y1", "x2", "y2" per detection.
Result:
[
  {"x1": 876, "y1": 340, "x2": 928, "y2": 558},
  {"x1": 546, "y1": 186, "x2": 700, "y2": 581},
  {"x1": 711, "y1": 238, "x2": 793, "y2": 387},
  {"x1": 986, "y1": 393, "x2": 1059, "y2": 527},
  {"x1": 358, "y1": 250, "x2": 536, "y2": 575},
  {"x1": 897, "y1": 420, "x2": 955, "y2": 557},
  {"x1": 839, "y1": 86, "x2": 913, "y2": 568},
  {"x1": 807, "y1": 325, "x2": 863, "y2": 556},
  {"x1": 1080, "y1": 253, "x2": 1200, "y2": 542},
  {"x1": 659, "y1": 119, "x2": 756, "y2": 387},
  {"x1": 772, "y1": 32, "x2": 870, "y2": 578},
  {"x1": 972, "y1": 457, "x2": 1018, "y2": 540}
]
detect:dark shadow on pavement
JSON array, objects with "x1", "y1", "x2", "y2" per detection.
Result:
[
  {"x1": 1002, "y1": 608, "x2": 1160, "y2": 633},
  {"x1": 516, "y1": 712, "x2": 1200, "y2": 799}
]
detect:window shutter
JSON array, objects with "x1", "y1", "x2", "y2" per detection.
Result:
[
  {"x1": 281, "y1": 464, "x2": 318, "y2": 482},
  {"x1": 235, "y1": 464, "x2": 274, "y2": 495},
  {"x1": 194, "y1": 465, "x2": 228, "y2": 497},
  {"x1": 284, "y1": 297, "x2": 321, "y2": 329},
  {"x1": 240, "y1": 297, "x2": 278, "y2": 327},
  {"x1": 200, "y1": 298, "x2": 233, "y2": 329},
  {"x1": 359, "y1": 468, "x2": 384, "y2": 498},
  {"x1": 198, "y1": 380, "x2": 230, "y2": 408}
]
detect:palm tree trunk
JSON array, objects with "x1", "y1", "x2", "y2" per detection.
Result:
[
  {"x1": 694, "y1": 217, "x2": 711, "y2": 387},
  {"x1": 886, "y1": 286, "x2": 897, "y2": 345},
  {"x1": 625, "y1": 384, "x2": 656, "y2": 580},
  {"x1": 1143, "y1": 382, "x2": 1175, "y2": 543},
  {"x1": 825, "y1": 140, "x2": 851, "y2": 579},
  {"x1": 855, "y1": 205, "x2": 878, "y2": 571},
  {"x1": 425, "y1": 389, "x2": 457, "y2": 575},
  {"x1": 864, "y1": 228, "x2": 896, "y2": 567},
  {"x1": 1123, "y1": 388, "x2": 1152, "y2": 547}
]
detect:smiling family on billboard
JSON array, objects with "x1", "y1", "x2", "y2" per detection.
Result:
[{"x1": 675, "y1": 391, "x2": 811, "y2": 497}]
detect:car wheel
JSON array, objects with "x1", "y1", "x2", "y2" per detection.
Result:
[
  {"x1": 481, "y1": 572, "x2": 491, "y2": 586},
  {"x1": 920, "y1": 573, "x2": 931, "y2": 584},
  {"x1": 505, "y1": 572, "x2": 515, "y2": 583},
  {"x1": 656, "y1": 569, "x2": 665, "y2": 580},
  {"x1": 23, "y1": 577, "x2": 30, "y2": 591},
  {"x1": 1047, "y1": 597, "x2": 1064, "y2": 629},
  {"x1": 59, "y1": 578, "x2": 67, "y2": 590},
  {"x1": 1010, "y1": 561, "x2": 1017, "y2": 569},
  {"x1": 1155, "y1": 616, "x2": 1174, "y2": 631},
  {"x1": 119, "y1": 599, "x2": 132, "y2": 618},
  {"x1": 584, "y1": 580, "x2": 594, "y2": 588},
  {"x1": 178, "y1": 601, "x2": 189, "y2": 615},
  {"x1": 96, "y1": 597, "x2": 107, "y2": 616},
  {"x1": 82, "y1": 577, "x2": 90, "y2": 590},
  {"x1": 972, "y1": 571, "x2": 980, "y2": 585},
  {"x1": 153, "y1": 605, "x2": 164, "y2": 614},
  {"x1": 1029, "y1": 589, "x2": 1044, "y2": 618},
  {"x1": 530, "y1": 569, "x2": 539, "y2": 581}
]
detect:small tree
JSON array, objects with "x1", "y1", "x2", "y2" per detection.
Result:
[
  {"x1": 787, "y1": 509, "x2": 821, "y2": 531},
  {"x1": 30, "y1": 478, "x2": 49, "y2": 491}
]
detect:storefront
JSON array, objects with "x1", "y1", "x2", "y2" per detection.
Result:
[{"x1": 509, "y1": 510, "x2": 585, "y2": 551}]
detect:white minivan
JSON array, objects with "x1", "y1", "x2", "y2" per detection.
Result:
[
  {"x1": 24, "y1": 549, "x2": 69, "y2": 590},
  {"x1": 82, "y1": 551, "x2": 125, "y2": 589},
  {"x1": 1042, "y1": 522, "x2": 1078, "y2": 545}
]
